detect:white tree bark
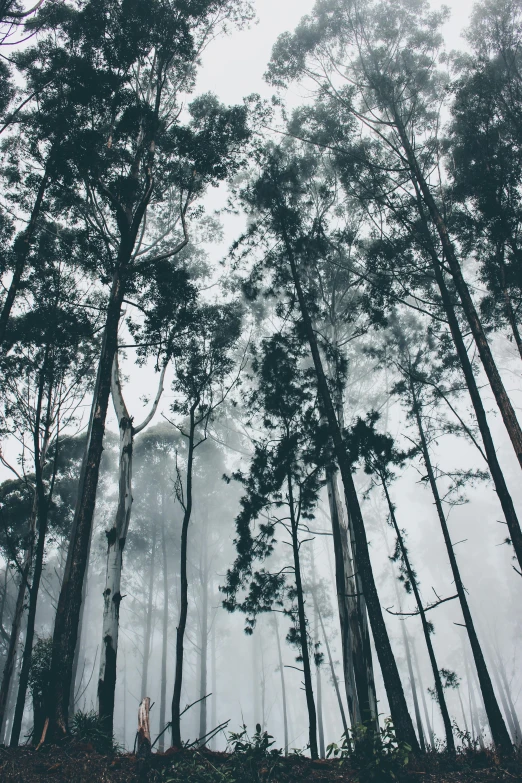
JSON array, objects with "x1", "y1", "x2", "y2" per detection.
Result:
[{"x1": 98, "y1": 352, "x2": 166, "y2": 735}]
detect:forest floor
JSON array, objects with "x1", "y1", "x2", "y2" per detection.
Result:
[{"x1": 1, "y1": 744, "x2": 522, "y2": 783}]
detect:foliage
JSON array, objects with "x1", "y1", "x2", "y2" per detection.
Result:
[
  {"x1": 327, "y1": 719, "x2": 412, "y2": 782},
  {"x1": 27, "y1": 636, "x2": 52, "y2": 704},
  {"x1": 70, "y1": 710, "x2": 122, "y2": 754}
]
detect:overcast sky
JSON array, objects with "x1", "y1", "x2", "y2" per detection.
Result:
[{"x1": 195, "y1": 0, "x2": 477, "y2": 105}]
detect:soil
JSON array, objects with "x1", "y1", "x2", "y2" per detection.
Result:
[{"x1": 0, "y1": 743, "x2": 521, "y2": 782}]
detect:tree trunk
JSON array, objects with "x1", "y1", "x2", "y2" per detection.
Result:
[
  {"x1": 412, "y1": 641, "x2": 435, "y2": 748},
  {"x1": 272, "y1": 614, "x2": 289, "y2": 755},
  {"x1": 465, "y1": 653, "x2": 485, "y2": 750},
  {"x1": 457, "y1": 685, "x2": 470, "y2": 741},
  {"x1": 44, "y1": 257, "x2": 129, "y2": 740},
  {"x1": 10, "y1": 498, "x2": 52, "y2": 746},
  {"x1": 326, "y1": 468, "x2": 360, "y2": 726},
  {"x1": 0, "y1": 498, "x2": 37, "y2": 738},
  {"x1": 210, "y1": 615, "x2": 217, "y2": 750},
  {"x1": 98, "y1": 355, "x2": 165, "y2": 738},
  {"x1": 159, "y1": 483, "x2": 169, "y2": 753},
  {"x1": 171, "y1": 407, "x2": 196, "y2": 748},
  {"x1": 287, "y1": 473, "x2": 318, "y2": 760},
  {"x1": 496, "y1": 655, "x2": 522, "y2": 746},
  {"x1": 141, "y1": 518, "x2": 157, "y2": 701},
  {"x1": 137, "y1": 697, "x2": 151, "y2": 757},
  {"x1": 281, "y1": 227, "x2": 419, "y2": 752},
  {"x1": 198, "y1": 518, "x2": 209, "y2": 745},
  {"x1": 317, "y1": 605, "x2": 349, "y2": 738},
  {"x1": 311, "y1": 547, "x2": 325, "y2": 759},
  {"x1": 396, "y1": 113, "x2": 522, "y2": 473},
  {"x1": 382, "y1": 478, "x2": 454, "y2": 753},
  {"x1": 0, "y1": 166, "x2": 50, "y2": 349},
  {"x1": 409, "y1": 189, "x2": 522, "y2": 572},
  {"x1": 412, "y1": 389, "x2": 512, "y2": 751},
  {"x1": 401, "y1": 622, "x2": 426, "y2": 753}
]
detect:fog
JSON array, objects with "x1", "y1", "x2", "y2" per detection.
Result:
[{"x1": 0, "y1": 0, "x2": 521, "y2": 762}]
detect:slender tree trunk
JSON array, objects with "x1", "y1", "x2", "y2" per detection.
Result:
[
  {"x1": 159, "y1": 483, "x2": 169, "y2": 753},
  {"x1": 287, "y1": 473, "x2": 318, "y2": 760},
  {"x1": 311, "y1": 547, "x2": 325, "y2": 759},
  {"x1": 491, "y1": 663, "x2": 518, "y2": 746},
  {"x1": 316, "y1": 655, "x2": 325, "y2": 758},
  {"x1": 0, "y1": 498, "x2": 37, "y2": 738},
  {"x1": 272, "y1": 614, "x2": 289, "y2": 755},
  {"x1": 98, "y1": 356, "x2": 165, "y2": 738},
  {"x1": 171, "y1": 408, "x2": 196, "y2": 748},
  {"x1": 396, "y1": 114, "x2": 522, "y2": 473},
  {"x1": 400, "y1": 622, "x2": 426, "y2": 753},
  {"x1": 317, "y1": 605, "x2": 349, "y2": 738},
  {"x1": 98, "y1": 357, "x2": 133, "y2": 737},
  {"x1": 10, "y1": 500, "x2": 52, "y2": 746},
  {"x1": 496, "y1": 656, "x2": 522, "y2": 746},
  {"x1": 141, "y1": 519, "x2": 157, "y2": 700},
  {"x1": 382, "y1": 478, "x2": 454, "y2": 753},
  {"x1": 253, "y1": 632, "x2": 260, "y2": 727},
  {"x1": 412, "y1": 641, "x2": 435, "y2": 748},
  {"x1": 457, "y1": 685, "x2": 470, "y2": 740},
  {"x1": 210, "y1": 615, "x2": 217, "y2": 750},
  {"x1": 409, "y1": 191, "x2": 522, "y2": 571},
  {"x1": 198, "y1": 518, "x2": 209, "y2": 745},
  {"x1": 465, "y1": 653, "x2": 485, "y2": 750},
  {"x1": 281, "y1": 228, "x2": 419, "y2": 752},
  {"x1": 412, "y1": 391, "x2": 512, "y2": 751},
  {"x1": 0, "y1": 166, "x2": 50, "y2": 348}
]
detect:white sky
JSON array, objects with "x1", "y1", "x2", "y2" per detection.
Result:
[{"x1": 195, "y1": 0, "x2": 476, "y2": 105}]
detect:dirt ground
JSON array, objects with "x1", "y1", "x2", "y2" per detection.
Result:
[{"x1": 1, "y1": 744, "x2": 522, "y2": 782}]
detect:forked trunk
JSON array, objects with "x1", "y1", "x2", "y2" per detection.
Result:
[{"x1": 98, "y1": 355, "x2": 165, "y2": 737}]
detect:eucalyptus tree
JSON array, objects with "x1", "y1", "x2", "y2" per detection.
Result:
[
  {"x1": 97, "y1": 252, "x2": 197, "y2": 739},
  {"x1": 235, "y1": 144, "x2": 419, "y2": 750},
  {"x1": 346, "y1": 413, "x2": 455, "y2": 753},
  {"x1": 222, "y1": 332, "x2": 331, "y2": 759},
  {"x1": 449, "y1": 0, "x2": 522, "y2": 359},
  {"x1": 234, "y1": 142, "x2": 380, "y2": 734},
  {"x1": 267, "y1": 0, "x2": 522, "y2": 568},
  {"x1": 169, "y1": 301, "x2": 243, "y2": 749},
  {"x1": 0, "y1": 256, "x2": 97, "y2": 746},
  {"x1": 384, "y1": 320, "x2": 513, "y2": 751},
  {"x1": 16, "y1": 0, "x2": 253, "y2": 740}
]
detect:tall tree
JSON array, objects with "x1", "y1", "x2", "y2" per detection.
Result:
[
  {"x1": 21, "y1": 0, "x2": 252, "y2": 739},
  {"x1": 222, "y1": 332, "x2": 328, "y2": 760},
  {"x1": 169, "y1": 302, "x2": 242, "y2": 748},
  {"x1": 234, "y1": 146, "x2": 419, "y2": 750}
]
